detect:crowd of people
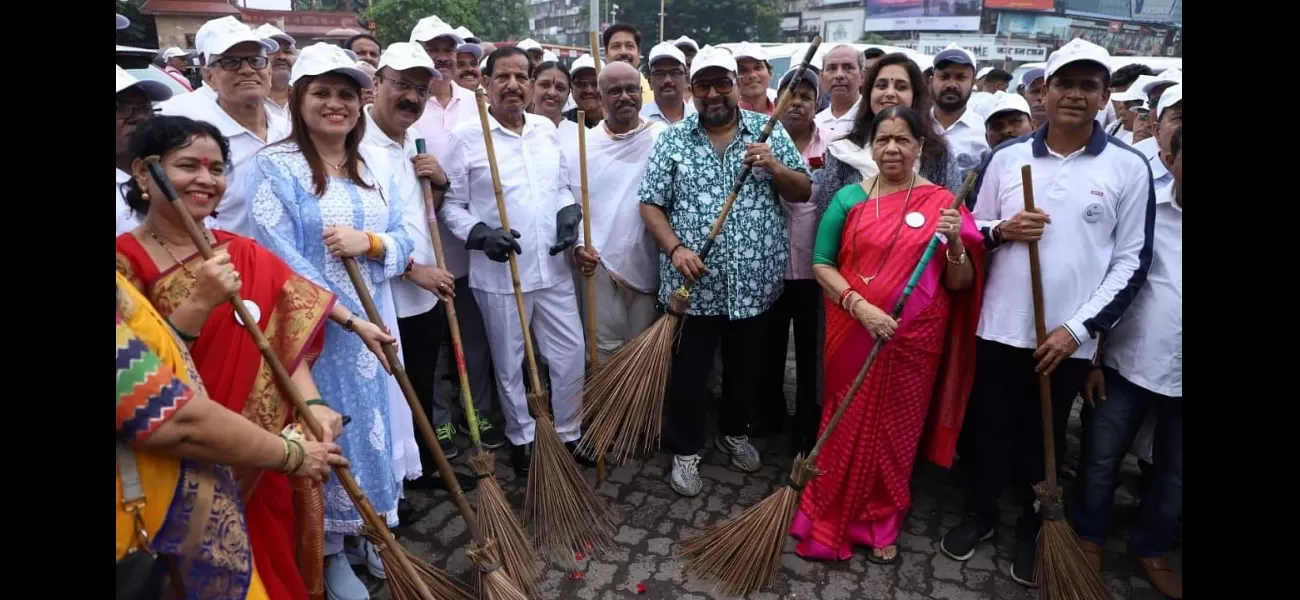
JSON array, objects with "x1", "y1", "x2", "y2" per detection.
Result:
[{"x1": 115, "y1": 10, "x2": 1182, "y2": 600}]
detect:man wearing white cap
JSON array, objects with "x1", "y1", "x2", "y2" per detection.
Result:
[
  {"x1": 638, "y1": 45, "x2": 811, "y2": 497},
  {"x1": 440, "y1": 46, "x2": 588, "y2": 477},
  {"x1": 941, "y1": 38, "x2": 1155, "y2": 587},
  {"x1": 1018, "y1": 65, "x2": 1048, "y2": 127},
  {"x1": 564, "y1": 55, "x2": 604, "y2": 128},
  {"x1": 968, "y1": 65, "x2": 995, "y2": 118},
  {"x1": 1106, "y1": 78, "x2": 1152, "y2": 144},
  {"x1": 641, "y1": 42, "x2": 694, "y2": 125},
  {"x1": 814, "y1": 44, "x2": 865, "y2": 138},
  {"x1": 673, "y1": 35, "x2": 699, "y2": 71},
  {"x1": 1132, "y1": 70, "x2": 1181, "y2": 161},
  {"x1": 160, "y1": 16, "x2": 288, "y2": 238},
  {"x1": 1144, "y1": 84, "x2": 1182, "y2": 192},
  {"x1": 160, "y1": 47, "x2": 195, "y2": 91},
  {"x1": 516, "y1": 37, "x2": 545, "y2": 70},
  {"x1": 254, "y1": 23, "x2": 298, "y2": 121},
  {"x1": 983, "y1": 91, "x2": 1034, "y2": 151},
  {"x1": 730, "y1": 42, "x2": 777, "y2": 115},
  {"x1": 116, "y1": 66, "x2": 173, "y2": 236},
  {"x1": 929, "y1": 43, "x2": 989, "y2": 188}
]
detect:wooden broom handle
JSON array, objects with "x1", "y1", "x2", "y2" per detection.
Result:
[
  {"x1": 339, "y1": 258, "x2": 490, "y2": 548},
  {"x1": 589, "y1": 32, "x2": 602, "y2": 76},
  {"x1": 140, "y1": 157, "x2": 436, "y2": 600},
  {"x1": 576, "y1": 112, "x2": 598, "y2": 369},
  {"x1": 474, "y1": 91, "x2": 546, "y2": 398},
  {"x1": 1020, "y1": 164, "x2": 1058, "y2": 488}
]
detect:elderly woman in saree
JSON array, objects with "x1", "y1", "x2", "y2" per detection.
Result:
[
  {"x1": 248, "y1": 43, "x2": 416, "y2": 599},
  {"x1": 116, "y1": 270, "x2": 347, "y2": 600},
  {"x1": 789, "y1": 106, "x2": 984, "y2": 565},
  {"x1": 115, "y1": 115, "x2": 386, "y2": 600}
]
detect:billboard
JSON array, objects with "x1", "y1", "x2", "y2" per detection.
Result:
[
  {"x1": 996, "y1": 13, "x2": 1072, "y2": 42},
  {"x1": 1068, "y1": 17, "x2": 1170, "y2": 56},
  {"x1": 1130, "y1": 0, "x2": 1178, "y2": 21},
  {"x1": 864, "y1": 0, "x2": 984, "y2": 33},
  {"x1": 984, "y1": 0, "x2": 1054, "y2": 9}
]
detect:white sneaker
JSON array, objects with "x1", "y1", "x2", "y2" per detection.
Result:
[
  {"x1": 344, "y1": 539, "x2": 386, "y2": 579},
  {"x1": 715, "y1": 435, "x2": 762, "y2": 473},
  {"x1": 670, "y1": 454, "x2": 703, "y2": 497}
]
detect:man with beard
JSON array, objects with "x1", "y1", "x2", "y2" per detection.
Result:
[
  {"x1": 408, "y1": 15, "x2": 507, "y2": 455},
  {"x1": 1019, "y1": 66, "x2": 1048, "y2": 127},
  {"x1": 455, "y1": 40, "x2": 483, "y2": 90},
  {"x1": 255, "y1": 24, "x2": 296, "y2": 121},
  {"x1": 640, "y1": 42, "x2": 694, "y2": 125},
  {"x1": 814, "y1": 44, "x2": 864, "y2": 138},
  {"x1": 362, "y1": 41, "x2": 470, "y2": 476},
  {"x1": 602, "y1": 23, "x2": 655, "y2": 103},
  {"x1": 983, "y1": 92, "x2": 1034, "y2": 150},
  {"x1": 160, "y1": 16, "x2": 287, "y2": 237},
  {"x1": 929, "y1": 44, "x2": 989, "y2": 186},
  {"x1": 941, "y1": 39, "x2": 1154, "y2": 587},
  {"x1": 638, "y1": 46, "x2": 811, "y2": 497},
  {"x1": 345, "y1": 33, "x2": 382, "y2": 68},
  {"x1": 570, "y1": 61, "x2": 668, "y2": 362},
  {"x1": 115, "y1": 65, "x2": 173, "y2": 235},
  {"x1": 731, "y1": 42, "x2": 777, "y2": 115},
  {"x1": 440, "y1": 47, "x2": 588, "y2": 476},
  {"x1": 563, "y1": 55, "x2": 603, "y2": 128}
]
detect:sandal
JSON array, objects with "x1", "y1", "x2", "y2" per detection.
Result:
[{"x1": 866, "y1": 544, "x2": 899, "y2": 565}]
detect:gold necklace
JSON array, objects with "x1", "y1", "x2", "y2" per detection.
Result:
[
  {"x1": 322, "y1": 156, "x2": 348, "y2": 171},
  {"x1": 853, "y1": 173, "x2": 916, "y2": 288},
  {"x1": 148, "y1": 228, "x2": 210, "y2": 280}
]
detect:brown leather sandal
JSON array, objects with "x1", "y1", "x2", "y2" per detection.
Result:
[{"x1": 1138, "y1": 556, "x2": 1183, "y2": 599}]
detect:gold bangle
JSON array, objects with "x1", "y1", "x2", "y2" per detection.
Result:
[
  {"x1": 846, "y1": 297, "x2": 865, "y2": 314},
  {"x1": 946, "y1": 248, "x2": 967, "y2": 265},
  {"x1": 365, "y1": 232, "x2": 385, "y2": 259},
  {"x1": 277, "y1": 437, "x2": 292, "y2": 472}
]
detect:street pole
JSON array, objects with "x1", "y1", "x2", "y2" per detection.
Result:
[
  {"x1": 590, "y1": 0, "x2": 599, "y2": 32},
  {"x1": 659, "y1": 0, "x2": 665, "y2": 42}
]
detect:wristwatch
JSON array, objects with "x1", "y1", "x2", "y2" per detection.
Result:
[{"x1": 428, "y1": 177, "x2": 450, "y2": 192}]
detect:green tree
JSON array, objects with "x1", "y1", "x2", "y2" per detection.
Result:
[
  {"x1": 115, "y1": 0, "x2": 156, "y2": 47},
  {"x1": 475, "y1": 0, "x2": 529, "y2": 42},
  {"x1": 578, "y1": 0, "x2": 782, "y2": 47},
  {"x1": 368, "y1": 0, "x2": 480, "y2": 46}
]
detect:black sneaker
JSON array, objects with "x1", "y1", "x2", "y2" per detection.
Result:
[
  {"x1": 435, "y1": 422, "x2": 459, "y2": 459},
  {"x1": 939, "y1": 519, "x2": 995, "y2": 561},
  {"x1": 1010, "y1": 539, "x2": 1038, "y2": 587},
  {"x1": 470, "y1": 411, "x2": 506, "y2": 449},
  {"x1": 566, "y1": 440, "x2": 598, "y2": 467}
]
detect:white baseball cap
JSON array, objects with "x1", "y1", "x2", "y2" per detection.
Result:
[
  {"x1": 647, "y1": 42, "x2": 686, "y2": 69},
  {"x1": 1019, "y1": 66, "x2": 1045, "y2": 88},
  {"x1": 690, "y1": 45, "x2": 738, "y2": 80},
  {"x1": 161, "y1": 47, "x2": 189, "y2": 61},
  {"x1": 378, "y1": 42, "x2": 441, "y2": 80},
  {"x1": 410, "y1": 15, "x2": 462, "y2": 44},
  {"x1": 291, "y1": 42, "x2": 373, "y2": 88},
  {"x1": 934, "y1": 43, "x2": 976, "y2": 69},
  {"x1": 976, "y1": 66, "x2": 993, "y2": 80},
  {"x1": 516, "y1": 38, "x2": 543, "y2": 53},
  {"x1": 1117, "y1": 74, "x2": 1158, "y2": 101},
  {"x1": 1155, "y1": 84, "x2": 1182, "y2": 122},
  {"x1": 984, "y1": 91, "x2": 1031, "y2": 122},
  {"x1": 116, "y1": 65, "x2": 173, "y2": 102},
  {"x1": 570, "y1": 54, "x2": 597, "y2": 77},
  {"x1": 453, "y1": 26, "x2": 477, "y2": 42},
  {"x1": 1045, "y1": 38, "x2": 1111, "y2": 79},
  {"x1": 253, "y1": 23, "x2": 296, "y2": 50},
  {"x1": 729, "y1": 42, "x2": 766, "y2": 63},
  {"x1": 457, "y1": 42, "x2": 484, "y2": 60},
  {"x1": 116, "y1": 14, "x2": 129, "y2": 30},
  {"x1": 541, "y1": 50, "x2": 559, "y2": 63},
  {"x1": 673, "y1": 36, "x2": 699, "y2": 52},
  {"x1": 199, "y1": 16, "x2": 279, "y2": 63},
  {"x1": 1141, "y1": 68, "x2": 1182, "y2": 95}
]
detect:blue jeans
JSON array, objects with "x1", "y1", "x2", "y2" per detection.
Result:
[{"x1": 1072, "y1": 367, "x2": 1183, "y2": 557}]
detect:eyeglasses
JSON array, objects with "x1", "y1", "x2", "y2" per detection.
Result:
[
  {"x1": 213, "y1": 55, "x2": 269, "y2": 71},
  {"x1": 378, "y1": 77, "x2": 431, "y2": 99},
  {"x1": 116, "y1": 101, "x2": 156, "y2": 121},
  {"x1": 689, "y1": 78, "x2": 734, "y2": 96},
  {"x1": 650, "y1": 69, "x2": 685, "y2": 80}
]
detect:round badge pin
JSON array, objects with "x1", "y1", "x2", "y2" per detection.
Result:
[
  {"x1": 235, "y1": 300, "x2": 262, "y2": 326},
  {"x1": 1082, "y1": 203, "x2": 1104, "y2": 224},
  {"x1": 905, "y1": 211, "x2": 926, "y2": 229}
]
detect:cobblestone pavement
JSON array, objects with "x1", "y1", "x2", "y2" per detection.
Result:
[{"x1": 362, "y1": 348, "x2": 1181, "y2": 600}]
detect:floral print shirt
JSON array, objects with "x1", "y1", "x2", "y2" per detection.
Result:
[{"x1": 638, "y1": 109, "x2": 811, "y2": 319}]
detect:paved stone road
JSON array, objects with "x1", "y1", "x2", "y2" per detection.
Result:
[{"x1": 362, "y1": 348, "x2": 1180, "y2": 600}]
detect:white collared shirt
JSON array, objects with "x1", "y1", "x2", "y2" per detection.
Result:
[
  {"x1": 640, "y1": 97, "x2": 696, "y2": 126},
  {"x1": 115, "y1": 168, "x2": 139, "y2": 236},
  {"x1": 362, "y1": 105, "x2": 438, "y2": 318},
  {"x1": 972, "y1": 124, "x2": 1155, "y2": 360},
  {"x1": 814, "y1": 96, "x2": 861, "y2": 139},
  {"x1": 440, "y1": 112, "x2": 577, "y2": 295},
  {"x1": 265, "y1": 97, "x2": 290, "y2": 122},
  {"x1": 415, "y1": 83, "x2": 480, "y2": 278},
  {"x1": 933, "y1": 105, "x2": 990, "y2": 181},
  {"x1": 1104, "y1": 183, "x2": 1181, "y2": 397},
  {"x1": 159, "y1": 91, "x2": 290, "y2": 237}
]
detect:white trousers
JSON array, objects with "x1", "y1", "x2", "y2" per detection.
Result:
[
  {"x1": 474, "y1": 282, "x2": 585, "y2": 446},
  {"x1": 587, "y1": 268, "x2": 659, "y2": 362}
]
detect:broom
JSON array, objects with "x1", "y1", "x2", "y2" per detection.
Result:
[
  {"x1": 340, "y1": 254, "x2": 529, "y2": 600},
  {"x1": 473, "y1": 90, "x2": 616, "y2": 563},
  {"x1": 141, "y1": 158, "x2": 450, "y2": 600},
  {"x1": 415, "y1": 137, "x2": 540, "y2": 598},
  {"x1": 576, "y1": 36, "x2": 825, "y2": 465},
  {"x1": 680, "y1": 171, "x2": 979, "y2": 596},
  {"x1": 1019, "y1": 164, "x2": 1109, "y2": 600}
]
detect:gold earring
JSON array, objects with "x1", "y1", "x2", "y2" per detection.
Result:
[{"x1": 141, "y1": 191, "x2": 151, "y2": 202}]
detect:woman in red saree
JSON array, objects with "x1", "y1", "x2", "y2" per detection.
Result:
[
  {"x1": 790, "y1": 106, "x2": 986, "y2": 564},
  {"x1": 115, "y1": 116, "x2": 379, "y2": 600}
]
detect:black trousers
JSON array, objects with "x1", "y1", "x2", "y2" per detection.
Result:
[
  {"x1": 759, "y1": 280, "x2": 821, "y2": 430},
  {"x1": 663, "y1": 310, "x2": 772, "y2": 456},
  {"x1": 961, "y1": 338, "x2": 1088, "y2": 541},
  {"x1": 396, "y1": 306, "x2": 448, "y2": 470}
]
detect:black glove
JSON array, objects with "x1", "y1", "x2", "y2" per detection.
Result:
[
  {"x1": 548, "y1": 204, "x2": 583, "y2": 256},
  {"x1": 466, "y1": 222, "x2": 521, "y2": 263}
]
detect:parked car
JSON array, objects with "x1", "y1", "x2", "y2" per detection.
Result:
[{"x1": 116, "y1": 44, "x2": 194, "y2": 97}]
